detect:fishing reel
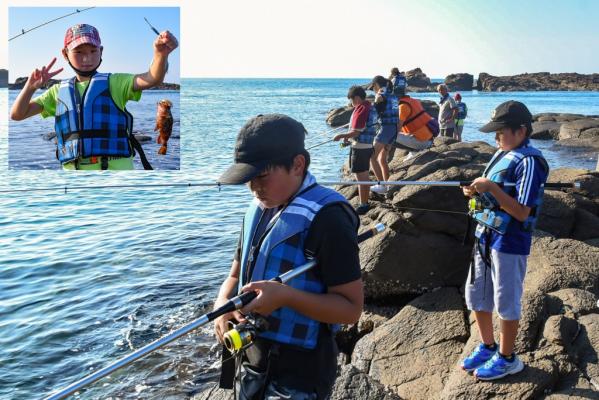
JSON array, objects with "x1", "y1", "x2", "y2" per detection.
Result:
[
  {"x1": 340, "y1": 140, "x2": 350, "y2": 148},
  {"x1": 223, "y1": 313, "x2": 269, "y2": 354},
  {"x1": 468, "y1": 194, "x2": 495, "y2": 213}
]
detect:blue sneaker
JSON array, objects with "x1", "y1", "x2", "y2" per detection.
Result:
[
  {"x1": 460, "y1": 343, "x2": 497, "y2": 372},
  {"x1": 474, "y1": 352, "x2": 524, "y2": 380}
]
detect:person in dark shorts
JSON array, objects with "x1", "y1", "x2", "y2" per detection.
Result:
[
  {"x1": 216, "y1": 114, "x2": 363, "y2": 399},
  {"x1": 368, "y1": 75, "x2": 399, "y2": 194},
  {"x1": 333, "y1": 85, "x2": 378, "y2": 215}
]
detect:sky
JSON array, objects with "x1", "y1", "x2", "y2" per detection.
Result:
[
  {"x1": 1, "y1": 0, "x2": 598, "y2": 79},
  {"x1": 5, "y1": 5, "x2": 180, "y2": 83}
]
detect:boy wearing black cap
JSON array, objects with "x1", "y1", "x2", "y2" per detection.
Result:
[
  {"x1": 460, "y1": 101, "x2": 549, "y2": 380},
  {"x1": 215, "y1": 114, "x2": 363, "y2": 399}
]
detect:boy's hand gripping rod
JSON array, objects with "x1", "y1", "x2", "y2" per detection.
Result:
[{"x1": 44, "y1": 223, "x2": 385, "y2": 400}]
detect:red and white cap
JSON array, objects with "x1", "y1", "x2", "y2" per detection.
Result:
[{"x1": 64, "y1": 24, "x2": 101, "y2": 50}]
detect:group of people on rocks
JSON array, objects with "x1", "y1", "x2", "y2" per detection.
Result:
[
  {"x1": 215, "y1": 94, "x2": 548, "y2": 398},
  {"x1": 334, "y1": 67, "x2": 470, "y2": 215}
]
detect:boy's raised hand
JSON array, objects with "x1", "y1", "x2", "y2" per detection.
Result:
[
  {"x1": 153, "y1": 30, "x2": 178, "y2": 56},
  {"x1": 27, "y1": 58, "x2": 63, "y2": 90}
]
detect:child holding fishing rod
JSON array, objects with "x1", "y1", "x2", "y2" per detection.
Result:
[
  {"x1": 10, "y1": 23, "x2": 178, "y2": 170},
  {"x1": 461, "y1": 101, "x2": 549, "y2": 380},
  {"x1": 215, "y1": 114, "x2": 363, "y2": 399}
]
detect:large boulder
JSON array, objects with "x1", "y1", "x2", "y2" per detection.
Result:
[
  {"x1": 438, "y1": 236, "x2": 599, "y2": 399},
  {"x1": 531, "y1": 120, "x2": 561, "y2": 140},
  {"x1": 326, "y1": 106, "x2": 353, "y2": 127},
  {"x1": 349, "y1": 140, "x2": 496, "y2": 298},
  {"x1": 558, "y1": 118, "x2": 599, "y2": 140},
  {"x1": 444, "y1": 73, "x2": 474, "y2": 91},
  {"x1": 352, "y1": 288, "x2": 468, "y2": 400},
  {"x1": 405, "y1": 68, "x2": 431, "y2": 88}
]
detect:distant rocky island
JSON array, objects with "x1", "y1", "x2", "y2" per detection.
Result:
[
  {"x1": 2, "y1": 68, "x2": 598, "y2": 91},
  {"x1": 366, "y1": 68, "x2": 599, "y2": 93},
  {"x1": 4, "y1": 73, "x2": 180, "y2": 90}
]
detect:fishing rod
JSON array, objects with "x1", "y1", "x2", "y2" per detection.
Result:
[
  {"x1": 306, "y1": 124, "x2": 350, "y2": 150},
  {"x1": 9, "y1": 7, "x2": 96, "y2": 41},
  {"x1": 0, "y1": 180, "x2": 582, "y2": 195},
  {"x1": 43, "y1": 223, "x2": 386, "y2": 400},
  {"x1": 143, "y1": 17, "x2": 161, "y2": 35}
]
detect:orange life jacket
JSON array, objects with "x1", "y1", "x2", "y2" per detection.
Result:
[{"x1": 399, "y1": 96, "x2": 433, "y2": 134}]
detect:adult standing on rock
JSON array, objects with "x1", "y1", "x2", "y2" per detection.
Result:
[
  {"x1": 368, "y1": 75, "x2": 399, "y2": 194},
  {"x1": 437, "y1": 84, "x2": 458, "y2": 137},
  {"x1": 461, "y1": 101, "x2": 549, "y2": 380},
  {"x1": 454, "y1": 93, "x2": 467, "y2": 142}
]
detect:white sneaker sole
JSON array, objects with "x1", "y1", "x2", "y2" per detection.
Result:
[{"x1": 475, "y1": 359, "x2": 525, "y2": 381}]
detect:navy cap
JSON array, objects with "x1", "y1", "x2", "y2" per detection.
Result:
[
  {"x1": 219, "y1": 114, "x2": 307, "y2": 184},
  {"x1": 479, "y1": 101, "x2": 533, "y2": 133}
]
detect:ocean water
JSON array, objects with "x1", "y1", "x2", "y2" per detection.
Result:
[
  {"x1": 1, "y1": 79, "x2": 598, "y2": 400},
  {"x1": 8, "y1": 89, "x2": 181, "y2": 170}
]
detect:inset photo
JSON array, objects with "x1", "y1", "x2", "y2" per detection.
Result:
[{"x1": 8, "y1": 6, "x2": 180, "y2": 170}]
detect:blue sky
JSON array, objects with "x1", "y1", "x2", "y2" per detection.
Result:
[
  {"x1": 1, "y1": 0, "x2": 598, "y2": 79},
  {"x1": 7, "y1": 6, "x2": 180, "y2": 83}
]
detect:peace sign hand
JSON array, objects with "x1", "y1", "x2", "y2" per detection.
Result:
[{"x1": 27, "y1": 58, "x2": 63, "y2": 90}]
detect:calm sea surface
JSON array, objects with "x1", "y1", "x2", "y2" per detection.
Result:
[{"x1": 1, "y1": 79, "x2": 598, "y2": 400}]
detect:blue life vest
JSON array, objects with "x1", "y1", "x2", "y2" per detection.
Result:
[
  {"x1": 391, "y1": 74, "x2": 407, "y2": 96},
  {"x1": 456, "y1": 102, "x2": 467, "y2": 120},
  {"x1": 471, "y1": 144, "x2": 548, "y2": 235},
  {"x1": 55, "y1": 73, "x2": 133, "y2": 164},
  {"x1": 239, "y1": 172, "x2": 356, "y2": 349},
  {"x1": 354, "y1": 103, "x2": 379, "y2": 144},
  {"x1": 379, "y1": 88, "x2": 399, "y2": 127}
]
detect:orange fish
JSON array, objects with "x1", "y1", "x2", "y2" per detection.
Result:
[{"x1": 155, "y1": 99, "x2": 173, "y2": 155}]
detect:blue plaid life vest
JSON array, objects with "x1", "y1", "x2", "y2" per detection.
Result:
[
  {"x1": 379, "y1": 88, "x2": 399, "y2": 126},
  {"x1": 471, "y1": 143, "x2": 548, "y2": 235},
  {"x1": 54, "y1": 73, "x2": 133, "y2": 164},
  {"x1": 239, "y1": 172, "x2": 355, "y2": 349},
  {"x1": 456, "y1": 102, "x2": 468, "y2": 120},
  {"x1": 391, "y1": 74, "x2": 407, "y2": 96},
  {"x1": 354, "y1": 103, "x2": 379, "y2": 144}
]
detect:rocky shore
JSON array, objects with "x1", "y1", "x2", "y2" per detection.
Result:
[
  {"x1": 194, "y1": 138, "x2": 599, "y2": 399},
  {"x1": 327, "y1": 68, "x2": 598, "y2": 95},
  {"x1": 531, "y1": 113, "x2": 599, "y2": 153}
]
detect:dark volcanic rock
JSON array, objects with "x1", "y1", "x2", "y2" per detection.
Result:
[
  {"x1": 331, "y1": 365, "x2": 402, "y2": 400},
  {"x1": 405, "y1": 68, "x2": 431, "y2": 88},
  {"x1": 559, "y1": 118, "x2": 599, "y2": 140},
  {"x1": 476, "y1": 71, "x2": 599, "y2": 91},
  {"x1": 326, "y1": 106, "x2": 353, "y2": 127},
  {"x1": 444, "y1": 73, "x2": 474, "y2": 91},
  {"x1": 352, "y1": 288, "x2": 468, "y2": 399}
]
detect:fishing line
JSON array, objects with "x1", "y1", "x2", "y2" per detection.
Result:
[{"x1": 9, "y1": 7, "x2": 96, "y2": 41}]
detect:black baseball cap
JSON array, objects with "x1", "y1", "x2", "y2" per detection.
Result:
[
  {"x1": 479, "y1": 101, "x2": 533, "y2": 132},
  {"x1": 218, "y1": 114, "x2": 307, "y2": 184},
  {"x1": 366, "y1": 75, "x2": 388, "y2": 91}
]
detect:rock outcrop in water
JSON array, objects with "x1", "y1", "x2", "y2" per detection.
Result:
[
  {"x1": 531, "y1": 113, "x2": 599, "y2": 153},
  {"x1": 193, "y1": 140, "x2": 599, "y2": 400},
  {"x1": 444, "y1": 73, "x2": 474, "y2": 91},
  {"x1": 477, "y1": 72, "x2": 599, "y2": 92}
]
